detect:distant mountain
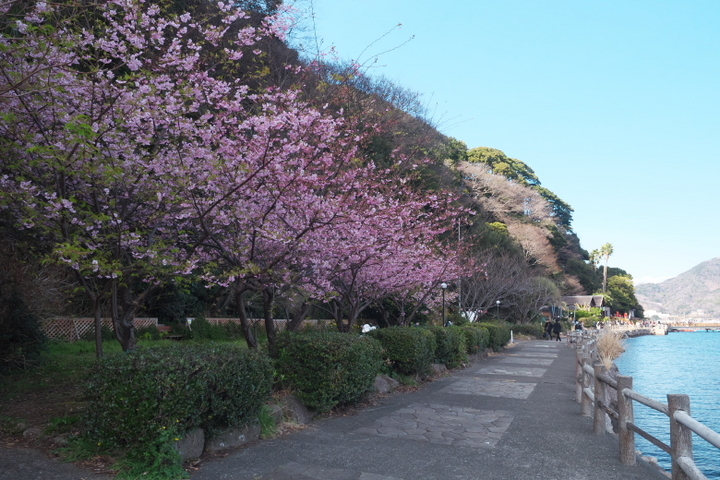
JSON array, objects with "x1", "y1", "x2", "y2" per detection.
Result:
[{"x1": 636, "y1": 258, "x2": 720, "y2": 317}]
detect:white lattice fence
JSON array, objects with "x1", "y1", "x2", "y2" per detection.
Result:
[
  {"x1": 204, "y1": 318, "x2": 321, "y2": 331},
  {"x1": 43, "y1": 318, "x2": 158, "y2": 341},
  {"x1": 205, "y1": 318, "x2": 243, "y2": 325}
]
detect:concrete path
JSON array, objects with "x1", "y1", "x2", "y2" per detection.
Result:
[{"x1": 189, "y1": 340, "x2": 667, "y2": 480}]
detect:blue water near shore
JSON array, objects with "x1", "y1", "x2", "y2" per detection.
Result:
[{"x1": 615, "y1": 332, "x2": 720, "y2": 479}]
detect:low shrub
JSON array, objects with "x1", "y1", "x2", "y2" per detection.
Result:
[
  {"x1": 221, "y1": 320, "x2": 246, "y2": 340},
  {"x1": 135, "y1": 325, "x2": 162, "y2": 341},
  {"x1": 368, "y1": 326, "x2": 436, "y2": 376},
  {"x1": 427, "y1": 326, "x2": 467, "y2": 369},
  {"x1": 583, "y1": 316, "x2": 603, "y2": 328},
  {"x1": 82, "y1": 344, "x2": 273, "y2": 478},
  {"x1": 274, "y1": 331, "x2": 384, "y2": 413},
  {"x1": 184, "y1": 317, "x2": 228, "y2": 340},
  {"x1": 460, "y1": 326, "x2": 489, "y2": 354},
  {"x1": 509, "y1": 323, "x2": 544, "y2": 338},
  {"x1": 476, "y1": 322, "x2": 511, "y2": 351}
]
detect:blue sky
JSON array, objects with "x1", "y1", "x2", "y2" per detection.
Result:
[{"x1": 288, "y1": 0, "x2": 720, "y2": 284}]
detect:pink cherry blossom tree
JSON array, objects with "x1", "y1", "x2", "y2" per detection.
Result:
[
  {"x1": 0, "y1": 0, "x2": 291, "y2": 353},
  {"x1": 1, "y1": 0, "x2": 473, "y2": 355},
  {"x1": 304, "y1": 183, "x2": 468, "y2": 332},
  {"x1": 189, "y1": 92, "x2": 377, "y2": 349}
]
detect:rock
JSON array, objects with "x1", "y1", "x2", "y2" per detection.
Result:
[
  {"x1": 372, "y1": 375, "x2": 392, "y2": 394},
  {"x1": 22, "y1": 427, "x2": 42, "y2": 438},
  {"x1": 205, "y1": 423, "x2": 261, "y2": 453},
  {"x1": 382, "y1": 374, "x2": 400, "y2": 389},
  {"x1": 175, "y1": 427, "x2": 205, "y2": 461},
  {"x1": 53, "y1": 435, "x2": 69, "y2": 446},
  {"x1": 267, "y1": 403, "x2": 284, "y2": 424},
  {"x1": 431, "y1": 363, "x2": 447, "y2": 375},
  {"x1": 281, "y1": 395, "x2": 313, "y2": 424},
  {"x1": 372, "y1": 374, "x2": 400, "y2": 394}
]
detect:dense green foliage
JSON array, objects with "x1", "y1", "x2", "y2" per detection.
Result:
[
  {"x1": 0, "y1": 294, "x2": 47, "y2": 373},
  {"x1": 426, "y1": 326, "x2": 467, "y2": 368},
  {"x1": 507, "y1": 323, "x2": 544, "y2": 338},
  {"x1": 467, "y1": 147, "x2": 540, "y2": 186},
  {"x1": 604, "y1": 275, "x2": 643, "y2": 316},
  {"x1": 475, "y1": 322, "x2": 512, "y2": 351},
  {"x1": 178, "y1": 317, "x2": 245, "y2": 341},
  {"x1": 83, "y1": 344, "x2": 272, "y2": 475},
  {"x1": 274, "y1": 331, "x2": 384, "y2": 412},
  {"x1": 460, "y1": 326, "x2": 490, "y2": 354},
  {"x1": 368, "y1": 327, "x2": 437, "y2": 376}
]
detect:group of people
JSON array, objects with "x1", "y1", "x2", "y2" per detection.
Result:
[
  {"x1": 543, "y1": 318, "x2": 585, "y2": 341},
  {"x1": 543, "y1": 318, "x2": 563, "y2": 341}
]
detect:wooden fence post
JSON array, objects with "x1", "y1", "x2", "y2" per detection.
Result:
[
  {"x1": 581, "y1": 356, "x2": 592, "y2": 417},
  {"x1": 575, "y1": 349, "x2": 583, "y2": 403},
  {"x1": 593, "y1": 362, "x2": 606, "y2": 435},
  {"x1": 668, "y1": 394, "x2": 692, "y2": 480},
  {"x1": 617, "y1": 375, "x2": 635, "y2": 466}
]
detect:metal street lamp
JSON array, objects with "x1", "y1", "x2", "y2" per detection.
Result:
[
  {"x1": 496, "y1": 300, "x2": 500, "y2": 319},
  {"x1": 440, "y1": 282, "x2": 448, "y2": 326}
]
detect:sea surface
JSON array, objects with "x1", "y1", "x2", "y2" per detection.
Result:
[{"x1": 615, "y1": 331, "x2": 720, "y2": 479}]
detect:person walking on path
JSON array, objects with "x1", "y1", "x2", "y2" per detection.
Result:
[
  {"x1": 544, "y1": 318, "x2": 553, "y2": 340},
  {"x1": 553, "y1": 319, "x2": 563, "y2": 341}
]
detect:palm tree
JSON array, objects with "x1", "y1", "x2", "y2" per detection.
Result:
[{"x1": 599, "y1": 243, "x2": 614, "y2": 293}]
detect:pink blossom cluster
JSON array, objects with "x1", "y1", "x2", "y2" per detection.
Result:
[{"x1": 0, "y1": 0, "x2": 478, "y2": 345}]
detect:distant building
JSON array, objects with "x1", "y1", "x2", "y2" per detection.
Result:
[
  {"x1": 560, "y1": 295, "x2": 606, "y2": 309},
  {"x1": 644, "y1": 309, "x2": 672, "y2": 321},
  {"x1": 540, "y1": 295, "x2": 609, "y2": 320}
]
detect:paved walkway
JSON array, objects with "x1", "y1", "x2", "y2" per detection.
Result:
[
  {"x1": 0, "y1": 340, "x2": 668, "y2": 480},
  {"x1": 190, "y1": 340, "x2": 667, "y2": 480}
]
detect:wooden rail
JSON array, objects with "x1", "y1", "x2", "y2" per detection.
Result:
[{"x1": 575, "y1": 338, "x2": 720, "y2": 480}]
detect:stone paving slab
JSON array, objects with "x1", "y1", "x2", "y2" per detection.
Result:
[
  {"x1": 475, "y1": 365, "x2": 547, "y2": 377},
  {"x1": 257, "y1": 462, "x2": 404, "y2": 480},
  {"x1": 498, "y1": 356, "x2": 554, "y2": 366},
  {"x1": 354, "y1": 402, "x2": 514, "y2": 448},
  {"x1": 440, "y1": 377, "x2": 537, "y2": 399},
  {"x1": 506, "y1": 351, "x2": 557, "y2": 358}
]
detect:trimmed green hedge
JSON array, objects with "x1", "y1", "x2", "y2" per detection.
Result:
[
  {"x1": 461, "y1": 326, "x2": 489, "y2": 354},
  {"x1": 509, "y1": 323, "x2": 544, "y2": 338},
  {"x1": 476, "y1": 322, "x2": 512, "y2": 351},
  {"x1": 274, "y1": 331, "x2": 384, "y2": 413},
  {"x1": 368, "y1": 326, "x2": 436, "y2": 376},
  {"x1": 83, "y1": 344, "x2": 272, "y2": 477},
  {"x1": 427, "y1": 326, "x2": 467, "y2": 368}
]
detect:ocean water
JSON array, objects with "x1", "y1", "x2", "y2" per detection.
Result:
[{"x1": 615, "y1": 332, "x2": 720, "y2": 479}]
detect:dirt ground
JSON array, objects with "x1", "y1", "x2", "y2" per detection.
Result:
[{"x1": 0, "y1": 383, "x2": 117, "y2": 475}]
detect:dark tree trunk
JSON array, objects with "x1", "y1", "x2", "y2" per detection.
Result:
[
  {"x1": 286, "y1": 301, "x2": 311, "y2": 332},
  {"x1": 262, "y1": 287, "x2": 277, "y2": 355},
  {"x1": 92, "y1": 297, "x2": 104, "y2": 359},
  {"x1": 235, "y1": 286, "x2": 257, "y2": 349},
  {"x1": 111, "y1": 281, "x2": 137, "y2": 352}
]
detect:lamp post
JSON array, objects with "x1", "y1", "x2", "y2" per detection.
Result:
[
  {"x1": 496, "y1": 300, "x2": 500, "y2": 319},
  {"x1": 440, "y1": 282, "x2": 448, "y2": 326}
]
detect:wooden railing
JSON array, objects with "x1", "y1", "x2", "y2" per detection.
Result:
[{"x1": 575, "y1": 339, "x2": 720, "y2": 480}]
